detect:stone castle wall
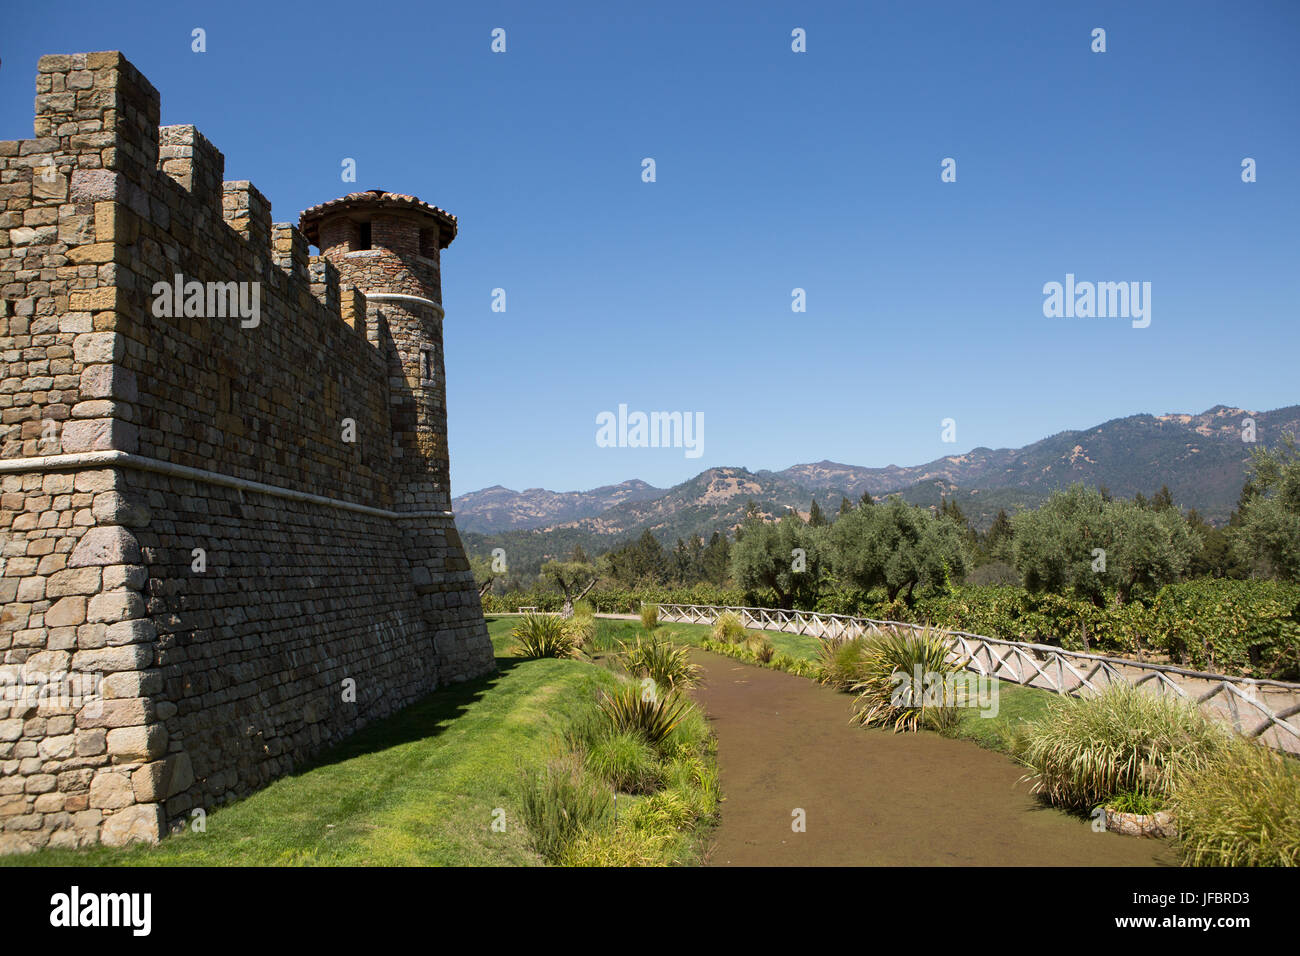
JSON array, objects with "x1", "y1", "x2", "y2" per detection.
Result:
[{"x1": 0, "y1": 52, "x2": 494, "y2": 853}]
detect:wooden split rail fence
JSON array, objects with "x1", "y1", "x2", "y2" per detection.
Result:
[{"x1": 652, "y1": 602, "x2": 1300, "y2": 753}]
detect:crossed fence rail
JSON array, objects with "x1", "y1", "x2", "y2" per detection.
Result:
[{"x1": 652, "y1": 602, "x2": 1300, "y2": 752}]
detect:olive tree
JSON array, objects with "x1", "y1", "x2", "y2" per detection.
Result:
[
  {"x1": 539, "y1": 560, "x2": 599, "y2": 616},
  {"x1": 1102, "y1": 498, "x2": 1196, "y2": 602},
  {"x1": 730, "y1": 511, "x2": 827, "y2": 608},
  {"x1": 1012, "y1": 486, "x2": 1110, "y2": 602},
  {"x1": 1233, "y1": 435, "x2": 1300, "y2": 582},
  {"x1": 1013, "y1": 484, "x2": 1195, "y2": 605},
  {"x1": 830, "y1": 496, "x2": 967, "y2": 602}
]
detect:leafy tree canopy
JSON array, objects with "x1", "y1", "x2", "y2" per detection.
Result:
[
  {"x1": 1233, "y1": 435, "x2": 1300, "y2": 582},
  {"x1": 730, "y1": 511, "x2": 828, "y2": 608}
]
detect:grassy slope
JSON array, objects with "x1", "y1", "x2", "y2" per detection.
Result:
[{"x1": 6, "y1": 619, "x2": 619, "y2": 867}]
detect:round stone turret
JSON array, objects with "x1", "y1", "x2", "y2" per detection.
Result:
[{"x1": 300, "y1": 190, "x2": 459, "y2": 511}]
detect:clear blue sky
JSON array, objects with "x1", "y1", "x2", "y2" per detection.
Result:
[{"x1": 5, "y1": 1, "x2": 1297, "y2": 498}]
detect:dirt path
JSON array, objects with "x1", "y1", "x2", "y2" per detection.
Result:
[{"x1": 691, "y1": 651, "x2": 1177, "y2": 866}]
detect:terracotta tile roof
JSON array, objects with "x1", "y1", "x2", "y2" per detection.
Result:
[{"x1": 298, "y1": 189, "x2": 458, "y2": 248}]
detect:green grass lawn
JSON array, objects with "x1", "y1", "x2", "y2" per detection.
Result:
[
  {"x1": 6, "y1": 618, "x2": 620, "y2": 867},
  {"x1": 948, "y1": 678, "x2": 1052, "y2": 753},
  {"x1": 602, "y1": 617, "x2": 821, "y2": 661}
]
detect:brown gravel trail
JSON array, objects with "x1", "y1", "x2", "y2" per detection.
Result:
[{"x1": 691, "y1": 651, "x2": 1176, "y2": 867}]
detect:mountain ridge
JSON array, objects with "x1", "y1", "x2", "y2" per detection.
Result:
[{"x1": 455, "y1": 404, "x2": 1300, "y2": 543}]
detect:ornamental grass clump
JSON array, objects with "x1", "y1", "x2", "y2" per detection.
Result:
[
  {"x1": 639, "y1": 603, "x2": 660, "y2": 632},
  {"x1": 511, "y1": 613, "x2": 580, "y2": 659},
  {"x1": 745, "y1": 632, "x2": 775, "y2": 663},
  {"x1": 660, "y1": 751, "x2": 720, "y2": 819},
  {"x1": 1015, "y1": 682, "x2": 1232, "y2": 811},
  {"x1": 710, "y1": 611, "x2": 748, "y2": 644},
  {"x1": 1108, "y1": 789, "x2": 1164, "y2": 815},
  {"x1": 659, "y1": 702, "x2": 711, "y2": 760},
  {"x1": 597, "y1": 682, "x2": 694, "y2": 746},
  {"x1": 617, "y1": 634, "x2": 701, "y2": 692},
  {"x1": 849, "y1": 626, "x2": 965, "y2": 733},
  {"x1": 626, "y1": 788, "x2": 696, "y2": 833},
  {"x1": 583, "y1": 729, "x2": 662, "y2": 795},
  {"x1": 519, "y1": 753, "x2": 613, "y2": 862},
  {"x1": 558, "y1": 828, "x2": 675, "y2": 866},
  {"x1": 817, "y1": 636, "x2": 871, "y2": 691},
  {"x1": 1174, "y1": 740, "x2": 1300, "y2": 866},
  {"x1": 567, "y1": 603, "x2": 597, "y2": 650}
]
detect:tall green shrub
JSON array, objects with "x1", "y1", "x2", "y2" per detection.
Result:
[
  {"x1": 519, "y1": 754, "x2": 613, "y2": 862},
  {"x1": 1175, "y1": 741, "x2": 1300, "y2": 866},
  {"x1": 849, "y1": 626, "x2": 965, "y2": 732},
  {"x1": 1015, "y1": 683, "x2": 1233, "y2": 810}
]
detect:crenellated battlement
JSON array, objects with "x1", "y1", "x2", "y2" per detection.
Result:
[
  {"x1": 158, "y1": 125, "x2": 223, "y2": 217},
  {"x1": 0, "y1": 52, "x2": 492, "y2": 854},
  {"x1": 0, "y1": 51, "x2": 447, "y2": 496},
  {"x1": 21, "y1": 55, "x2": 373, "y2": 342}
]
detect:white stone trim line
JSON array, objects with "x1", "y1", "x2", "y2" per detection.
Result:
[
  {"x1": 361, "y1": 292, "x2": 444, "y2": 316},
  {"x1": 0, "y1": 451, "x2": 455, "y2": 521}
]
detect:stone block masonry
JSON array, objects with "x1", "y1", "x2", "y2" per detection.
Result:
[{"x1": 0, "y1": 52, "x2": 495, "y2": 853}]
